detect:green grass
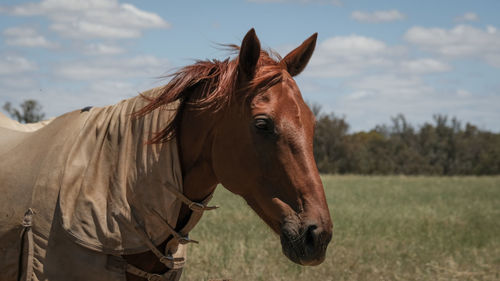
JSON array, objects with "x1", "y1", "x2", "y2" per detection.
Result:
[{"x1": 181, "y1": 176, "x2": 500, "y2": 281}]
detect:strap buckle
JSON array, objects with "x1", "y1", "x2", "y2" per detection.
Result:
[
  {"x1": 159, "y1": 255, "x2": 173, "y2": 264},
  {"x1": 188, "y1": 202, "x2": 219, "y2": 212},
  {"x1": 22, "y1": 208, "x2": 35, "y2": 227},
  {"x1": 178, "y1": 235, "x2": 199, "y2": 245}
]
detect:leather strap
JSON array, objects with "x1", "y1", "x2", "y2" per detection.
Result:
[
  {"x1": 164, "y1": 184, "x2": 218, "y2": 212},
  {"x1": 19, "y1": 209, "x2": 35, "y2": 281},
  {"x1": 149, "y1": 208, "x2": 199, "y2": 245},
  {"x1": 117, "y1": 214, "x2": 183, "y2": 269},
  {"x1": 126, "y1": 263, "x2": 177, "y2": 281},
  {"x1": 164, "y1": 193, "x2": 215, "y2": 254},
  {"x1": 120, "y1": 187, "x2": 217, "y2": 279}
]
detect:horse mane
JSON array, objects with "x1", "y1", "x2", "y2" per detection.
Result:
[{"x1": 134, "y1": 47, "x2": 283, "y2": 143}]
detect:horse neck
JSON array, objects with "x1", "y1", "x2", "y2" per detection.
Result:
[{"x1": 174, "y1": 103, "x2": 219, "y2": 229}]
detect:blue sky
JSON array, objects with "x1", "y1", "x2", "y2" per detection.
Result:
[{"x1": 1, "y1": 0, "x2": 499, "y2": 131}]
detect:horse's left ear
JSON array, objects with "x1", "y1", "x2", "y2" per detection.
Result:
[{"x1": 281, "y1": 33, "x2": 318, "y2": 76}]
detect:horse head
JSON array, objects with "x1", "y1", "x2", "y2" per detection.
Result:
[{"x1": 210, "y1": 29, "x2": 332, "y2": 266}]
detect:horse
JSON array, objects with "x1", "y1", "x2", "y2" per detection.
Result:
[{"x1": 0, "y1": 29, "x2": 332, "y2": 281}]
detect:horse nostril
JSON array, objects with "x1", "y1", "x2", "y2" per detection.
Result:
[{"x1": 304, "y1": 224, "x2": 318, "y2": 248}]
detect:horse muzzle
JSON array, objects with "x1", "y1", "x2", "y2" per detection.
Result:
[{"x1": 280, "y1": 221, "x2": 332, "y2": 266}]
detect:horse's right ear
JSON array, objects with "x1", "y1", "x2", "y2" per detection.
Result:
[{"x1": 238, "y1": 28, "x2": 261, "y2": 79}]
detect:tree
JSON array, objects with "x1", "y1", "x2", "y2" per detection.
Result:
[
  {"x1": 313, "y1": 110, "x2": 350, "y2": 174},
  {"x1": 3, "y1": 100, "x2": 45, "y2": 123}
]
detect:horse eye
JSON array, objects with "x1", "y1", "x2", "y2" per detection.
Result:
[{"x1": 254, "y1": 117, "x2": 273, "y2": 133}]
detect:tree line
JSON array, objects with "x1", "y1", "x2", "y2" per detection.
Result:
[{"x1": 312, "y1": 105, "x2": 500, "y2": 175}]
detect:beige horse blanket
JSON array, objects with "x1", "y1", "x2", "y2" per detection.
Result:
[{"x1": 0, "y1": 88, "x2": 185, "y2": 280}]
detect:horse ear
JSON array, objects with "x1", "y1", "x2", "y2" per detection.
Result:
[
  {"x1": 238, "y1": 28, "x2": 261, "y2": 79},
  {"x1": 281, "y1": 33, "x2": 318, "y2": 76}
]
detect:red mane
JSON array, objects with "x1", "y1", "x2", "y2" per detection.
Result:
[{"x1": 134, "y1": 48, "x2": 283, "y2": 143}]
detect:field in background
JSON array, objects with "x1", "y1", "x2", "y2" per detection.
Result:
[{"x1": 181, "y1": 176, "x2": 500, "y2": 281}]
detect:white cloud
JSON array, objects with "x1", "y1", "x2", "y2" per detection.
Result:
[
  {"x1": 486, "y1": 25, "x2": 497, "y2": 34},
  {"x1": 305, "y1": 35, "x2": 406, "y2": 77},
  {"x1": 49, "y1": 21, "x2": 140, "y2": 39},
  {"x1": 3, "y1": 26, "x2": 37, "y2": 37},
  {"x1": 351, "y1": 9, "x2": 406, "y2": 23},
  {"x1": 345, "y1": 90, "x2": 374, "y2": 101},
  {"x1": 248, "y1": 0, "x2": 342, "y2": 5},
  {"x1": 0, "y1": 76, "x2": 37, "y2": 90},
  {"x1": 3, "y1": 26, "x2": 58, "y2": 48},
  {"x1": 88, "y1": 80, "x2": 135, "y2": 95},
  {"x1": 400, "y1": 58, "x2": 451, "y2": 74},
  {"x1": 5, "y1": 36, "x2": 56, "y2": 48},
  {"x1": 83, "y1": 43, "x2": 125, "y2": 55},
  {"x1": 454, "y1": 12, "x2": 479, "y2": 22},
  {"x1": 456, "y1": 89, "x2": 472, "y2": 97},
  {"x1": 1, "y1": 0, "x2": 170, "y2": 39},
  {"x1": 346, "y1": 74, "x2": 431, "y2": 99},
  {"x1": 404, "y1": 24, "x2": 500, "y2": 67},
  {"x1": 320, "y1": 35, "x2": 387, "y2": 55},
  {"x1": 54, "y1": 55, "x2": 168, "y2": 80},
  {"x1": 0, "y1": 55, "x2": 37, "y2": 75}
]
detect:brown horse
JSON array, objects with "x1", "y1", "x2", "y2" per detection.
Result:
[
  {"x1": 0, "y1": 28, "x2": 331, "y2": 281},
  {"x1": 124, "y1": 29, "x2": 332, "y2": 279}
]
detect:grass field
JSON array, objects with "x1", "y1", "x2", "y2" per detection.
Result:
[{"x1": 181, "y1": 176, "x2": 500, "y2": 281}]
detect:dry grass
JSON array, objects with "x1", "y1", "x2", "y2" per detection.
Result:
[{"x1": 181, "y1": 176, "x2": 500, "y2": 281}]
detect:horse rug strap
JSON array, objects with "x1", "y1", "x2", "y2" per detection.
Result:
[
  {"x1": 126, "y1": 263, "x2": 182, "y2": 281},
  {"x1": 119, "y1": 190, "x2": 216, "y2": 279},
  {"x1": 149, "y1": 184, "x2": 218, "y2": 255},
  {"x1": 20, "y1": 209, "x2": 35, "y2": 281}
]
